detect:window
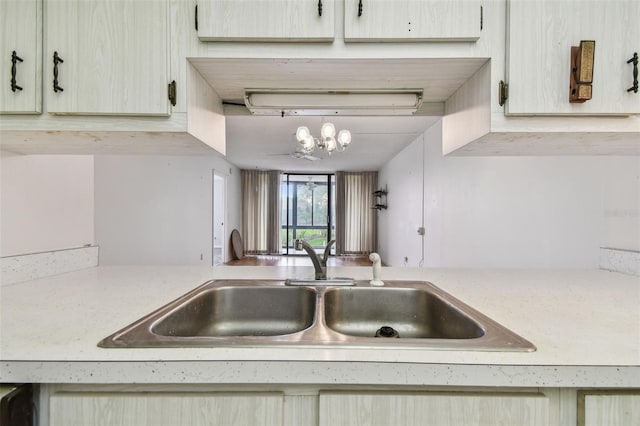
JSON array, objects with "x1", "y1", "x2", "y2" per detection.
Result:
[{"x1": 281, "y1": 174, "x2": 335, "y2": 254}]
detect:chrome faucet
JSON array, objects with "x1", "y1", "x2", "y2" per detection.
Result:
[{"x1": 295, "y1": 239, "x2": 335, "y2": 280}]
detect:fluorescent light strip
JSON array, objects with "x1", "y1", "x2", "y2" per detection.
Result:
[{"x1": 244, "y1": 90, "x2": 424, "y2": 116}]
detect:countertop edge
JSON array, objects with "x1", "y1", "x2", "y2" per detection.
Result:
[{"x1": 2, "y1": 360, "x2": 639, "y2": 388}]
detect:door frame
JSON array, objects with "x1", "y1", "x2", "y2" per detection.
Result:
[{"x1": 212, "y1": 170, "x2": 227, "y2": 266}]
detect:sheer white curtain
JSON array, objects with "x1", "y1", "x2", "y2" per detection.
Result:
[
  {"x1": 241, "y1": 170, "x2": 281, "y2": 254},
  {"x1": 335, "y1": 171, "x2": 378, "y2": 255}
]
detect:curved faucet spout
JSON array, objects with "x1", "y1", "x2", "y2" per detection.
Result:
[
  {"x1": 295, "y1": 239, "x2": 334, "y2": 280},
  {"x1": 323, "y1": 240, "x2": 336, "y2": 265}
]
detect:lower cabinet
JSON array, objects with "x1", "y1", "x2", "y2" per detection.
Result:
[
  {"x1": 44, "y1": 386, "x2": 640, "y2": 426},
  {"x1": 579, "y1": 391, "x2": 640, "y2": 426},
  {"x1": 49, "y1": 392, "x2": 283, "y2": 426},
  {"x1": 319, "y1": 391, "x2": 550, "y2": 426}
]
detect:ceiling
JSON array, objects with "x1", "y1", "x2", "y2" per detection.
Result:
[
  {"x1": 225, "y1": 114, "x2": 439, "y2": 172},
  {"x1": 192, "y1": 57, "x2": 487, "y2": 171}
]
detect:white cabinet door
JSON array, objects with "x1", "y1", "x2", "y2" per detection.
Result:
[
  {"x1": 506, "y1": 0, "x2": 640, "y2": 115},
  {"x1": 197, "y1": 0, "x2": 335, "y2": 41},
  {"x1": 50, "y1": 392, "x2": 284, "y2": 426},
  {"x1": 581, "y1": 392, "x2": 640, "y2": 426},
  {"x1": 320, "y1": 391, "x2": 550, "y2": 426},
  {"x1": 344, "y1": 0, "x2": 482, "y2": 42},
  {"x1": 0, "y1": 0, "x2": 41, "y2": 114},
  {"x1": 46, "y1": 0, "x2": 170, "y2": 115}
]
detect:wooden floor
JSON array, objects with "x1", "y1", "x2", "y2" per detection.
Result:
[{"x1": 226, "y1": 255, "x2": 372, "y2": 266}]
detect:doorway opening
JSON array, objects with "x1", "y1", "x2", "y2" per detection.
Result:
[
  {"x1": 281, "y1": 173, "x2": 335, "y2": 255},
  {"x1": 212, "y1": 171, "x2": 226, "y2": 266}
]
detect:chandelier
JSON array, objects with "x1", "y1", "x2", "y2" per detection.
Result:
[{"x1": 295, "y1": 123, "x2": 351, "y2": 155}]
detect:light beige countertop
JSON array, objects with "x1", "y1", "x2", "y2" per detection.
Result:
[{"x1": 1, "y1": 265, "x2": 639, "y2": 387}]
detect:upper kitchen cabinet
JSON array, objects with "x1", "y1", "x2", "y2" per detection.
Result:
[
  {"x1": 344, "y1": 0, "x2": 482, "y2": 42},
  {"x1": 46, "y1": 0, "x2": 170, "y2": 115},
  {"x1": 0, "y1": 0, "x2": 42, "y2": 114},
  {"x1": 442, "y1": 60, "x2": 640, "y2": 156},
  {"x1": 506, "y1": 0, "x2": 640, "y2": 115},
  {"x1": 196, "y1": 0, "x2": 335, "y2": 41}
]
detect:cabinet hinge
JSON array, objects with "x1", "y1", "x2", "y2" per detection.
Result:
[
  {"x1": 498, "y1": 80, "x2": 508, "y2": 106},
  {"x1": 195, "y1": 5, "x2": 198, "y2": 31},
  {"x1": 168, "y1": 80, "x2": 177, "y2": 106},
  {"x1": 480, "y1": 5, "x2": 483, "y2": 30}
]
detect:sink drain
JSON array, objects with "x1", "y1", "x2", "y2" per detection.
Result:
[{"x1": 375, "y1": 326, "x2": 399, "y2": 338}]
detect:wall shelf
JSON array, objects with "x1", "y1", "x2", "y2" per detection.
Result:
[{"x1": 372, "y1": 186, "x2": 388, "y2": 210}]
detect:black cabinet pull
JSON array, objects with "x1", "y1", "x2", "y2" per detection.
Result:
[
  {"x1": 11, "y1": 50, "x2": 23, "y2": 92},
  {"x1": 358, "y1": 0, "x2": 363, "y2": 17},
  {"x1": 53, "y1": 51, "x2": 64, "y2": 93},
  {"x1": 168, "y1": 80, "x2": 176, "y2": 106},
  {"x1": 318, "y1": 0, "x2": 322, "y2": 16},
  {"x1": 627, "y1": 52, "x2": 638, "y2": 94}
]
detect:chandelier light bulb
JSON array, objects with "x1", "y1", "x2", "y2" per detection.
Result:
[
  {"x1": 321, "y1": 122, "x2": 336, "y2": 139},
  {"x1": 337, "y1": 130, "x2": 351, "y2": 146},
  {"x1": 326, "y1": 136, "x2": 337, "y2": 152},
  {"x1": 296, "y1": 126, "x2": 310, "y2": 141},
  {"x1": 301, "y1": 136, "x2": 315, "y2": 151}
]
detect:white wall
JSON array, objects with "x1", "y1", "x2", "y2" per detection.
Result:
[
  {"x1": 95, "y1": 155, "x2": 241, "y2": 265},
  {"x1": 0, "y1": 152, "x2": 94, "y2": 256},
  {"x1": 378, "y1": 120, "x2": 640, "y2": 268},
  {"x1": 377, "y1": 135, "x2": 425, "y2": 267},
  {"x1": 601, "y1": 159, "x2": 640, "y2": 252}
]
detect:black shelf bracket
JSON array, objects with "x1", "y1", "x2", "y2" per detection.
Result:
[{"x1": 372, "y1": 185, "x2": 388, "y2": 210}]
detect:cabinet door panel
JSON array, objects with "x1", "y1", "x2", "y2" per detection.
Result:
[
  {"x1": 344, "y1": 0, "x2": 481, "y2": 42},
  {"x1": 507, "y1": 0, "x2": 640, "y2": 115},
  {"x1": 50, "y1": 392, "x2": 283, "y2": 426},
  {"x1": 0, "y1": 0, "x2": 41, "y2": 114},
  {"x1": 197, "y1": 0, "x2": 334, "y2": 41},
  {"x1": 320, "y1": 392, "x2": 549, "y2": 426},
  {"x1": 583, "y1": 394, "x2": 640, "y2": 426},
  {"x1": 46, "y1": 0, "x2": 169, "y2": 115}
]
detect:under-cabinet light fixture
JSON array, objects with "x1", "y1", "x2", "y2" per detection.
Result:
[{"x1": 244, "y1": 89, "x2": 424, "y2": 116}]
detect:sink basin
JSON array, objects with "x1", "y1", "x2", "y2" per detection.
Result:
[
  {"x1": 152, "y1": 286, "x2": 316, "y2": 337},
  {"x1": 324, "y1": 287, "x2": 484, "y2": 339},
  {"x1": 99, "y1": 281, "x2": 318, "y2": 347},
  {"x1": 99, "y1": 280, "x2": 535, "y2": 352}
]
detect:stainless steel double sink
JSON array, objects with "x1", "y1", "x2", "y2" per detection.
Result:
[{"x1": 99, "y1": 280, "x2": 535, "y2": 351}]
